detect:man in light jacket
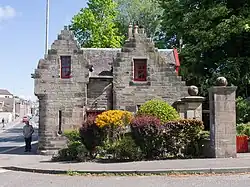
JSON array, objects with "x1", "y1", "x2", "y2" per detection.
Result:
[{"x1": 23, "y1": 120, "x2": 34, "y2": 152}]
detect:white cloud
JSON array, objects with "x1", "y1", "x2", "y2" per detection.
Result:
[{"x1": 0, "y1": 5, "x2": 16, "y2": 22}]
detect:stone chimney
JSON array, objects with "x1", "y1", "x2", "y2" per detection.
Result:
[
  {"x1": 128, "y1": 23, "x2": 133, "y2": 38},
  {"x1": 64, "y1": 25, "x2": 68, "y2": 30},
  {"x1": 134, "y1": 25, "x2": 139, "y2": 35},
  {"x1": 139, "y1": 26, "x2": 145, "y2": 35}
]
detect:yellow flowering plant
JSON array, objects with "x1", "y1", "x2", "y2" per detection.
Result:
[
  {"x1": 95, "y1": 110, "x2": 133, "y2": 150},
  {"x1": 95, "y1": 110, "x2": 133, "y2": 128}
]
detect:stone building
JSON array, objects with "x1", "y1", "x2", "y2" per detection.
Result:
[
  {"x1": 0, "y1": 89, "x2": 15, "y2": 122},
  {"x1": 32, "y1": 25, "x2": 188, "y2": 154},
  {"x1": 14, "y1": 97, "x2": 32, "y2": 118}
]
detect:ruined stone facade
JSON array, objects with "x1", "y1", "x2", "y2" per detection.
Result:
[{"x1": 32, "y1": 25, "x2": 188, "y2": 154}]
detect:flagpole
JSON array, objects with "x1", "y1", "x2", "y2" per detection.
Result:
[{"x1": 45, "y1": 0, "x2": 49, "y2": 56}]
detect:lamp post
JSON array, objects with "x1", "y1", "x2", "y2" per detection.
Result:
[{"x1": 45, "y1": 0, "x2": 49, "y2": 56}]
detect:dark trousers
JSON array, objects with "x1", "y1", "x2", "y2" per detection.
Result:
[{"x1": 24, "y1": 137, "x2": 32, "y2": 151}]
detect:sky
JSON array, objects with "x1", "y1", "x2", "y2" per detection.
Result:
[{"x1": 0, "y1": 0, "x2": 87, "y2": 101}]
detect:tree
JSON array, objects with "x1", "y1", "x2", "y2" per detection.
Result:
[
  {"x1": 159, "y1": 0, "x2": 250, "y2": 97},
  {"x1": 70, "y1": 0, "x2": 124, "y2": 48},
  {"x1": 115, "y1": 0, "x2": 165, "y2": 48}
]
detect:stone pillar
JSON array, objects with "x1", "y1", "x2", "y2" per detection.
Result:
[
  {"x1": 182, "y1": 96, "x2": 205, "y2": 121},
  {"x1": 209, "y1": 77, "x2": 237, "y2": 158},
  {"x1": 173, "y1": 99, "x2": 185, "y2": 119},
  {"x1": 173, "y1": 85, "x2": 205, "y2": 120}
]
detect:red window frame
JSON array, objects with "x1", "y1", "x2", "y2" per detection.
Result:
[
  {"x1": 134, "y1": 59, "x2": 147, "y2": 81},
  {"x1": 60, "y1": 56, "x2": 71, "y2": 79}
]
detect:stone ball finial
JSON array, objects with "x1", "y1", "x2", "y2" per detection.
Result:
[
  {"x1": 216, "y1": 77, "x2": 228, "y2": 86},
  {"x1": 188, "y1": 85, "x2": 199, "y2": 96}
]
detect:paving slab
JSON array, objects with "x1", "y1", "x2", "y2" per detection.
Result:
[
  {"x1": 2, "y1": 153, "x2": 250, "y2": 174},
  {"x1": 0, "y1": 118, "x2": 22, "y2": 134}
]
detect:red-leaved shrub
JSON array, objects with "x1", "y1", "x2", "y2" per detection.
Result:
[
  {"x1": 79, "y1": 115, "x2": 104, "y2": 158},
  {"x1": 130, "y1": 115, "x2": 163, "y2": 159}
]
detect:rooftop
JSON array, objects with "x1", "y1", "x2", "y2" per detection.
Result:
[{"x1": 0, "y1": 89, "x2": 12, "y2": 96}]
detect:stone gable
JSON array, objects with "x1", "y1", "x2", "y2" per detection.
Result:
[
  {"x1": 113, "y1": 25, "x2": 188, "y2": 111},
  {"x1": 32, "y1": 25, "x2": 188, "y2": 154}
]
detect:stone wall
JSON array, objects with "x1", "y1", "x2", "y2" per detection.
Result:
[
  {"x1": 87, "y1": 78, "x2": 113, "y2": 111},
  {"x1": 113, "y1": 28, "x2": 188, "y2": 112},
  {"x1": 34, "y1": 27, "x2": 88, "y2": 154},
  {"x1": 33, "y1": 25, "x2": 189, "y2": 154},
  {"x1": 209, "y1": 83, "x2": 237, "y2": 158}
]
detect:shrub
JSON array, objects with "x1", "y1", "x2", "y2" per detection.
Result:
[
  {"x1": 95, "y1": 110, "x2": 133, "y2": 128},
  {"x1": 113, "y1": 134, "x2": 142, "y2": 161},
  {"x1": 236, "y1": 97, "x2": 250, "y2": 124},
  {"x1": 236, "y1": 123, "x2": 246, "y2": 135},
  {"x1": 236, "y1": 123, "x2": 250, "y2": 136},
  {"x1": 52, "y1": 129, "x2": 88, "y2": 162},
  {"x1": 79, "y1": 115, "x2": 103, "y2": 158},
  {"x1": 52, "y1": 141, "x2": 88, "y2": 162},
  {"x1": 130, "y1": 115, "x2": 163, "y2": 159},
  {"x1": 100, "y1": 134, "x2": 142, "y2": 161},
  {"x1": 163, "y1": 119, "x2": 204, "y2": 157},
  {"x1": 64, "y1": 130, "x2": 81, "y2": 142},
  {"x1": 95, "y1": 110, "x2": 133, "y2": 143},
  {"x1": 137, "y1": 99, "x2": 180, "y2": 123},
  {"x1": 199, "y1": 130, "x2": 210, "y2": 140}
]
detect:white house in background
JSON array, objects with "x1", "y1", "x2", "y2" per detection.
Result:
[
  {"x1": 0, "y1": 89, "x2": 15, "y2": 123},
  {"x1": 14, "y1": 97, "x2": 32, "y2": 118}
]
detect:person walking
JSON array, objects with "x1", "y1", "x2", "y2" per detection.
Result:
[
  {"x1": 23, "y1": 120, "x2": 34, "y2": 152},
  {"x1": 2, "y1": 118, "x2": 4, "y2": 128}
]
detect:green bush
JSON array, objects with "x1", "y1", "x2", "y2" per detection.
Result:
[
  {"x1": 64, "y1": 129, "x2": 81, "y2": 142},
  {"x1": 244, "y1": 125, "x2": 250, "y2": 136},
  {"x1": 130, "y1": 115, "x2": 163, "y2": 159},
  {"x1": 163, "y1": 119, "x2": 204, "y2": 157},
  {"x1": 137, "y1": 99, "x2": 180, "y2": 123},
  {"x1": 52, "y1": 130, "x2": 88, "y2": 162},
  {"x1": 236, "y1": 123, "x2": 250, "y2": 136},
  {"x1": 236, "y1": 97, "x2": 250, "y2": 124},
  {"x1": 199, "y1": 130, "x2": 210, "y2": 140},
  {"x1": 100, "y1": 134, "x2": 142, "y2": 161},
  {"x1": 52, "y1": 141, "x2": 88, "y2": 162},
  {"x1": 236, "y1": 123, "x2": 246, "y2": 135},
  {"x1": 114, "y1": 135, "x2": 142, "y2": 161}
]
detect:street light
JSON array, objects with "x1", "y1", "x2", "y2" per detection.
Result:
[{"x1": 45, "y1": 0, "x2": 50, "y2": 56}]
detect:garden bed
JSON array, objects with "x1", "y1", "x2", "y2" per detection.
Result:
[{"x1": 52, "y1": 99, "x2": 207, "y2": 162}]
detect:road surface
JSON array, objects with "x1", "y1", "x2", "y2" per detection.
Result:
[
  {"x1": 0, "y1": 117, "x2": 250, "y2": 186},
  {"x1": 0, "y1": 117, "x2": 38, "y2": 154},
  {"x1": 0, "y1": 171, "x2": 249, "y2": 187}
]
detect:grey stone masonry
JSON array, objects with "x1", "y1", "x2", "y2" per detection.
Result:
[
  {"x1": 178, "y1": 96, "x2": 205, "y2": 121},
  {"x1": 209, "y1": 86, "x2": 237, "y2": 158},
  {"x1": 32, "y1": 25, "x2": 189, "y2": 155},
  {"x1": 33, "y1": 26, "x2": 88, "y2": 154},
  {"x1": 113, "y1": 26, "x2": 188, "y2": 112}
]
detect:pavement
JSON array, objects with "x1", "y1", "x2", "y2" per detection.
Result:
[
  {"x1": 0, "y1": 117, "x2": 38, "y2": 154},
  {"x1": 1, "y1": 118, "x2": 250, "y2": 175}
]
